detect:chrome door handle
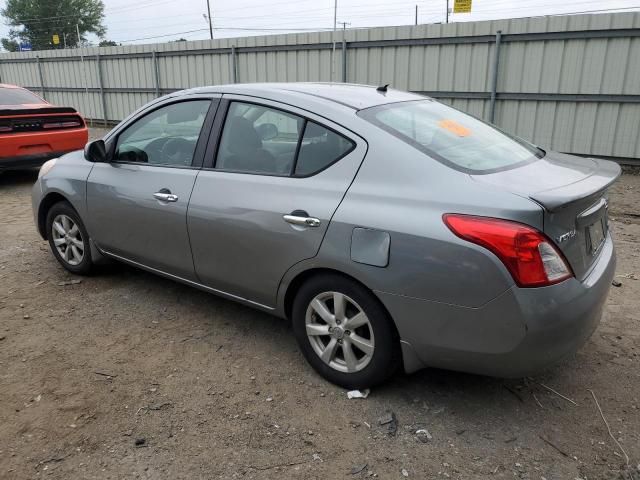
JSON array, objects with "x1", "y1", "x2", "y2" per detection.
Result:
[
  {"x1": 283, "y1": 214, "x2": 321, "y2": 228},
  {"x1": 153, "y1": 192, "x2": 179, "y2": 202}
]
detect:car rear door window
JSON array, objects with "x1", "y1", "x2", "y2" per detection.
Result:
[
  {"x1": 115, "y1": 100, "x2": 211, "y2": 167},
  {"x1": 215, "y1": 101, "x2": 355, "y2": 177},
  {"x1": 295, "y1": 122, "x2": 355, "y2": 176},
  {"x1": 216, "y1": 102, "x2": 303, "y2": 175}
]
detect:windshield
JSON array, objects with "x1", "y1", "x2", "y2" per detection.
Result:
[
  {"x1": 0, "y1": 87, "x2": 44, "y2": 105},
  {"x1": 358, "y1": 100, "x2": 543, "y2": 173}
]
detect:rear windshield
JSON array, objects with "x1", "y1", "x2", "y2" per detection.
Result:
[
  {"x1": 358, "y1": 100, "x2": 543, "y2": 173},
  {"x1": 0, "y1": 87, "x2": 44, "y2": 105}
]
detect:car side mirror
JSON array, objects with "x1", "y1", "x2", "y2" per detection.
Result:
[{"x1": 84, "y1": 139, "x2": 108, "y2": 163}]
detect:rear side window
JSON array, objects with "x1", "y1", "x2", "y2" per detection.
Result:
[
  {"x1": 0, "y1": 87, "x2": 44, "y2": 105},
  {"x1": 295, "y1": 122, "x2": 355, "y2": 176},
  {"x1": 358, "y1": 100, "x2": 543, "y2": 173},
  {"x1": 217, "y1": 102, "x2": 302, "y2": 175},
  {"x1": 215, "y1": 101, "x2": 355, "y2": 176}
]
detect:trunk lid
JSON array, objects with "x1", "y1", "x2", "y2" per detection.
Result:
[
  {"x1": 0, "y1": 105, "x2": 84, "y2": 134},
  {"x1": 471, "y1": 151, "x2": 621, "y2": 279}
]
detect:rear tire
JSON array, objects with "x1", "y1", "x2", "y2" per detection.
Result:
[
  {"x1": 292, "y1": 273, "x2": 401, "y2": 389},
  {"x1": 46, "y1": 201, "x2": 93, "y2": 275}
]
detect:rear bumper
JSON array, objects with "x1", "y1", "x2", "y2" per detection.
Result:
[
  {"x1": 380, "y1": 233, "x2": 616, "y2": 377},
  {"x1": 0, "y1": 127, "x2": 87, "y2": 170},
  {"x1": 0, "y1": 151, "x2": 69, "y2": 170}
]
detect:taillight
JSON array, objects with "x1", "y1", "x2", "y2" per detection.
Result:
[
  {"x1": 42, "y1": 120, "x2": 82, "y2": 129},
  {"x1": 443, "y1": 214, "x2": 573, "y2": 287}
]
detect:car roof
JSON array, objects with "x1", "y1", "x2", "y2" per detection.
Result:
[
  {"x1": 183, "y1": 83, "x2": 425, "y2": 111},
  {"x1": 0, "y1": 84, "x2": 24, "y2": 89}
]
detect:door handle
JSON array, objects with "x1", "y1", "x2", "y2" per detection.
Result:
[
  {"x1": 153, "y1": 191, "x2": 179, "y2": 202},
  {"x1": 283, "y1": 211, "x2": 321, "y2": 228}
]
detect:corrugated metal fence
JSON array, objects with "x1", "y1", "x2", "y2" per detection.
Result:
[{"x1": 1, "y1": 12, "x2": 639, "y2": 160}]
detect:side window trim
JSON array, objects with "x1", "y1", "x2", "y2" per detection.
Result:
[
  {"x1": 202, "y1": 98, "x2": 229, "y2": 170},
  {"x1": 108, "y1": 97, "x2": 219, "y2": 169},
  {"x1": 202, "y1": 96, "x2": 357, "y2": 178},
  {"x1": 289, "y1": 118, "x2": 307, "y2": 176}
]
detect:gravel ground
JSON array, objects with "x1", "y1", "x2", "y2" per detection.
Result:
[{"x1": 1, "y1": 139, "x2": 639, "y2": 479}]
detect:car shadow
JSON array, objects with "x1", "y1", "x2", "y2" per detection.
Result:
[
  {"x1": 92, "y1": 259, "x2": 570, "y2": 405},
  {"x1": 0, "y1": 168, "x2": 39, "y2": 187}
]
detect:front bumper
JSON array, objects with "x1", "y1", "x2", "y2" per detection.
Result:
[{"x1": 379, "y1": 233, "x2": 616, "y2": 377}]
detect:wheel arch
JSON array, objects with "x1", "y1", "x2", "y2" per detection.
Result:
[
  {"x1": 37, "y1": 192, "x2": 71, "y2": 239},
  {"x1": 282, "y1": 267, "x2": 400, "y2": 339}
]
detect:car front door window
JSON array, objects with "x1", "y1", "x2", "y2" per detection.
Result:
[{"x1": 115, "y1": 100, "x2": 211, "y2": 167}]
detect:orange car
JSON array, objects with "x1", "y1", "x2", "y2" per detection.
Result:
[{"x1": 0, "y1": 84, "x2": 88, "y2": 170}]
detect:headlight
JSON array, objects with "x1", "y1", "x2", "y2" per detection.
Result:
[{"x1": 38, "y1": 158, "x2": 58, "y2": 179}]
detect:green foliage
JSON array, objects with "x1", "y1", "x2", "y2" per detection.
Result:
[
  {"x1": 99, "y1": 39, "x2": 119, "y2": 47},
  {"x1": 1, "y1": 38, "x2": 20, "y2": 52},
  {"x1": 1, "y1": 0, "x2": 106, "y2": 51}
]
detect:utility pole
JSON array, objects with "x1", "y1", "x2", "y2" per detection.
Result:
[
  {"x1": 76, "y1": 24, "x2": 92, "y2": 126},
  {"x1": 338, "y1": 21, "x2": 350, "y2": 42},
  {"x1": 446, "y1": 0, "x2": 450, "y2": 23},
  {"x1": 331, "y1": 0, "x2": 337, "y2": 82},
  {"x1": 415, "y1": 5, "x2": 418, "y2": 25},
  {"x1": 206, "y1": 0, "x2": 213, "y2": 39}
]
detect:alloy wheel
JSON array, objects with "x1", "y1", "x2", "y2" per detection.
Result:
[
  {"x1": 51, "y1": 214, "x2": 85, "y2": 266},
  {"x1": 305, "y1": 291, "x2": 375, "y2": 373}
]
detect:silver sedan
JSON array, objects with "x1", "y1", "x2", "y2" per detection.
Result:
[{"x1": 32, "y1": 83, "x2": 619, "y2": 388}]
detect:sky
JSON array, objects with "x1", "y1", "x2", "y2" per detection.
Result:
[{"x1": 1, "y1": 0, "x2": 639, "y2": 47}]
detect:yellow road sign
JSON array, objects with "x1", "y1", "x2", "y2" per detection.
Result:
[
  {"x1": 453, "y1": 0, "x2": 472, "y2": 13},
  {"x1": 52, "y1": 34, "x2": 60, "y2": 45}
]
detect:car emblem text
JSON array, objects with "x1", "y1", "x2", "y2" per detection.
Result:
[{"x1": 556, "y1": 230, "x2": 577, "y2": 244}]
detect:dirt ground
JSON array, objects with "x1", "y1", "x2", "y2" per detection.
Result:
[{"x1": 1, "y1": 134, "x2": 639, "y2": 479}]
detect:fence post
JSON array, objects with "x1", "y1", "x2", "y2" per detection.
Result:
[
  {"x1": 36, "y1": 56, "x2": 47, "y2": 100},
  {"x1": 96, "y1": 54, "x2": 108, "y2": 127},
  {"x1": 488, "y1": 30, "x2": 502, "y2": 124},
  {"x1": 231, "y1": 45, "x2": 238, "y2": 83},
  {"x1": 341, "y1": 40, "x2": 347, "y2": 83},
  {"x1": 152, "y1": 51, "x2": 160, "y2": 97}
]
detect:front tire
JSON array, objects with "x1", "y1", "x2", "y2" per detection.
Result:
[
  {"x1": 46, "y1": 201, "x2": 93, "y2": 275},
  {"x1": 292, "y1": 274, "x2": 401, "y2": 389}
]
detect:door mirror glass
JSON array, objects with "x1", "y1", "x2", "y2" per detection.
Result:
[{"x1": 84, "y1": 139, "x2": 107, "y2": 163}]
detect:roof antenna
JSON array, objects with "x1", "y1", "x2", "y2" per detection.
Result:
[{"x1": 376, "y1": 84, "x2": 389, "y2": 93}]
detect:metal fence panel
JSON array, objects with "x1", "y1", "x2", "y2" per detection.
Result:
[{"x1": 1, "y1": 12, "x2": 639, "y2": 159}]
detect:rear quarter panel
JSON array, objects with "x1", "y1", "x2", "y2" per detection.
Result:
[{"x1": 278, "y1": 125, "x2": 545, "y2": 312}]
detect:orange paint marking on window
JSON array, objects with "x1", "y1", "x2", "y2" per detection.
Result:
[{"x1": 438, "y1": 119, "x2": 471, "y2": 137}]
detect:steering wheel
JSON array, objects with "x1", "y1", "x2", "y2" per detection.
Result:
[
  {"x1": 143, "y1": 137, "x2": 170, "y2": 163},
  {"x1": 160, "y1": 137, "x2": 194, "y2": 165}
]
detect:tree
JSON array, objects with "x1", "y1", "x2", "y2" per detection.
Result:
[
  {"x1": 1, "y1": 0, "x2": 106, "y2": 51},
  {"x1": 1, "y1": 38, "x2": 19, "y2": 52},
  {"x1": 99, "y1": 39, "x2": 119, "y2": 47}
]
